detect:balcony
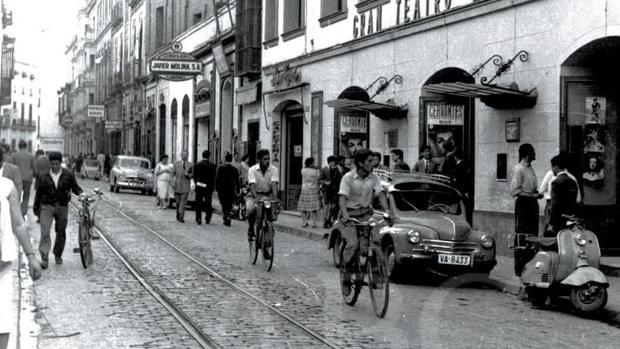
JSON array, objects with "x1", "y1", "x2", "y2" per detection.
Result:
[
  {"x1": 111, "y1": 3, "x2": 123, "y2": 30},
  {"x1": 11, "y1": 119, "x2": 36, "y2": 132},
  {"x1": 1, "y1": 115, "x2": 10, "y2": 129}
]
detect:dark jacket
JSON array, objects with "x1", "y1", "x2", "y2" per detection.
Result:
[
  {"x1": 549, "y1": 172, "x2": 579, "y2": 234},
  {"x1": 453, "y1": 159, "x2": 468, "y2": 196},
  {"x1": 33, "y1": 168, "x2": 83, "y2": 214},
  {"x1": 215, "y1": 163, "x2": 240, "y2": 196},
  {"x1": 191, "y1": 159, "x2": 216, "y2": 192}
]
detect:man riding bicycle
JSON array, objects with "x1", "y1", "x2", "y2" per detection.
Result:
[
  {"x1": 339, "y1": 149, "x2": 392, "y2": 295},
  {"x1": 247, "y1": 149, "x2": 279, "y2": 247}
]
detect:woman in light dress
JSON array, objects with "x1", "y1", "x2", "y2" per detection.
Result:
[
  {"x1": 155, "y1": 154, "x2": 173, "y2": 209},
  {"x1": 298, "y1": 157, "x2": 321, "y2": 228}
]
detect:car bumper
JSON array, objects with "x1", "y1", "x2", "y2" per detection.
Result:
[{"x1": 116, "y1": 180, "x2": 153, "y2": 190}]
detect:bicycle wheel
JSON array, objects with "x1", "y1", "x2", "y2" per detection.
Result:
[
  {"x1": 368, "y1": 247, "x2": 389, "y2": 318},
  {"x1": 339, "y1": 244, "x2": 360, "y2": 306},
  {"x1": 78, "y1": 216, "x2": 91, "y2": 269},
  {"x1": 262, "y1": 222, "x2": 274, "y2": 272},
  {"x1": 249, "y1": 227, "x2": 259, "y2": 265}
]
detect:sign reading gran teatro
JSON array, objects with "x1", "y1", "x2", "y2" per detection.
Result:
[{"x1": 354, "y1": 0, "x2": 475, "y2": 39}]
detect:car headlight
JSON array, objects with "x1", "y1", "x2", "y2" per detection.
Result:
[
  {"x1": 407, "y1": 230, "x2": 421, "y2": 244},
  {"x1": 574, "y1": 233, "x2": 587, "y2": 246},
  {"x1": 481, "y1": 235, "x2": 494, "y2": 249}
]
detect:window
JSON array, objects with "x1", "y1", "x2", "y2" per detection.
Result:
[
  {"x1": 283, "y1": 0, "x2": 305, "y2": 38},
  {"x1": 90, "y1": 54, "x2": 95, "y2": 68},
  {"x1": 264, "y1": 0, "x2": 278, "y2": 45},
  {"x1": 28, "y1": 104, "x2": 32, "y2": 122},
  {"x1": 27, "y1": 140, "x2": 32, "y2": 153},
  {"x1": 320, "y1": 0, "x2": 347, "y2": 27},
  {"x1": 192, "y1": 13, "x2": 202, "y2": 25},
  {"x1": 12, "y1": 101, "x2": 16, "y2": 109},
  {"x1": 155, "y1": 6, "x2": 164, "y2": 48},
  {"x1": 20, "y1": 103, "x2": 24, "y2": 121},
  {"x1": 11, "y1": 139, "x2": 15, "y2": 151},
  {"x1": 89, "y1": 93, "x2": 95, "y2": 105}
]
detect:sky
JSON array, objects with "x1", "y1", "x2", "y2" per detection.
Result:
[{"x1": 6, "y1": 0, "x2": 83, "y2": 119}]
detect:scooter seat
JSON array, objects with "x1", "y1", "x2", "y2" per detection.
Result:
[{"x1": 527, "y1": 237, "x2": 557, "y2": 250}]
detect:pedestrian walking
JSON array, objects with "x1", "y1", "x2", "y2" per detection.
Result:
[
  {"x1": 390, "y1": 148, "x2": 410, "y2": 173},
  {"x1": 104, "y1": 154, "x2": 111, "y2": 177},
  {"x1": 75, "y1": 153, "x2": 84, "y2": 177},
  {"x1": 33, "y1": 152, "x2": 83, "y2": 268},
  {"x1": 413, "y1": 145, "x2": 438, "y2": 174},
  {"x1": 239, "y1": 153, "x2": 250, "y2": 187},
  {"x1": 319, "y1": 155, "x2": 343, "y2": 228},
  {"x1": 372, "y1": 152, "x2": 389, "y2": 171},
  {"x1": 0, "y1": 149, "x2": 22, "y2": 200},
  {"x1": 0, "y1": 175, "x2": 42, "y2": 349},
  {"x1": 35, "y1": 149, "x2": 50, "y2": 179},
  {"x1": 191, "y1": 150, "x2": 216, "y2": 225},
  {"x1": 298, "y1": 157, "x2": 321, "y2": 228},
  {"x1": 510, "y1": 143, "x2": 541, "y2": 276},
  {"x1": 1, "y1": 144, "x2": 12, "y2": 164},
  {"x1": 96, "y1": 151, "x2": 105, "y2": 179},
  {"x1": 172, "y1": 151, "x2": 193, "y2": 223},
  {"x1": 546, "y1": 153, "x2": 581, "y2": 236},
  {"x1": 215, "y1": 152, "x2": 240, "y2": 226},
  {"x1": 538, "y1": 167, "x2": 555, "y2": 235},
  {"x1": 12, "y1": 140, "x2": 36, "y2": 216},
  {"x1": 154, "y1": 154, "x2": 173, "y2": 209}
]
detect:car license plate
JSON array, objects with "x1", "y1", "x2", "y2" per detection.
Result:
[{"x1": 438, "y1": 254, "x2": 471, "y2": 266}]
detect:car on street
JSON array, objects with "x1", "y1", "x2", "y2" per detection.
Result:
[
  {"x1": 109, "y1": 155, "x2": 154, "y2": 195},
  {"x1": 81, "y1": 159, "x2": 100, "y2": 180},
  {"x1": 327, "y1": 172, "x2": 496, "y2": 280}
]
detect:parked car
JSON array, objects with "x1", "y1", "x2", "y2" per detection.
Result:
[
  {"x1": 327, "y1": 173, "x2": 496, "y2": 280},
  {"x1": 81, "y1": 159, "x2": 100, "y2": 180},
  {"x1": 109, "y1": 155, "x2": 154, "y2": 195}
]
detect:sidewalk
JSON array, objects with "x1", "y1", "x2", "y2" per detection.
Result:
[{"x1": 210, "y1": 200, "x2": 620, "y2": 312}]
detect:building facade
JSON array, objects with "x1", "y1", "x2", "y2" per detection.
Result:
[
  {"x1": 259, "y1": 0, "x2": 620, "y2": 251},
  {"x1": 1, "y1": 61, "x2": 39, "y2": 151}
]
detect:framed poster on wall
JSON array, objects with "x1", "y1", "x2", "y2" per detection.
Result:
[{"x1": 337, "y1": 111, "x2": 369, "y2": 158}]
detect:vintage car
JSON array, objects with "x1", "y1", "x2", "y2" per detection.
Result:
[
  {"x1": 109, "y1": 155, "x2": 154, "y2": 195},
  {"x1": 81, "y1": 159, "x2": 100, "y2": 180},
  {"x1": 327, "y1": 172, "x2": 496, "y2": 280}
]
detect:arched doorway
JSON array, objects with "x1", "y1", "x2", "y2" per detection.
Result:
[
  {"x1": 220, "y1": 79, "x2": 234, "y2": 161},
  {"x1": 334, "y1": 86, "x2": 370, "y2": 159},
  {"x1": 422, "y1": 67, "x2": 475, "y2": 223},
  {"x1": 171, "y1": 98, "x2": 178, "y2": 160},
  {"x1": 560, "y1": 36, "x2": 620, "y2": 253},
  {"x1": 159, "y1": 103, "x2": 166, "y2": 158},
  {"x1": 182, "y1": 95, "x2": 190, "y2": 153}
]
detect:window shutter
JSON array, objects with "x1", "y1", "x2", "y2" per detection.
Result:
[
  {"x1": 284, "y1": 0, "x2": 302, "y2": 33},
  {"x1": 235, "y1": 0, "x2": 262, "y2": 77}
]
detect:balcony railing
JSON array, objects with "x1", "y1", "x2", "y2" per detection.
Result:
[{"x1": 10, "y1": 119, "x2": 36, "y2": 131}]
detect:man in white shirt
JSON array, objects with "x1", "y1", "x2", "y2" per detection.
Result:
[{"x1": 246, "y1": 149, "x2": 279, "y2": 241}]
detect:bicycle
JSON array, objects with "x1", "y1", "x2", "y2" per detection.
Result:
[
  {"x1": 231, "y1": 187, "x2": 248, "y2": 221},
  {"x1": 77, "y1": 188, "x2": 103, "y2": 268},
  {"x1": 248, "y1": 200, "x2": 280, "y2": 271},
  {"x1": 339, "y1": 214, "x2": 390, "y2": 318}
]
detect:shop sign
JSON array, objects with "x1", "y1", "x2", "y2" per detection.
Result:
[
  {"x1": 40, "y1": 137, "x2": 64, "y2": 145},
  {"x1": 271, "y1": 65, "x2": 302, "y2": 89},
  {"x1": 354, "y1": 0, "x2": 475, "y2": 39},
  {"x1": 340, "y1": 114, "x2": 368, "y2": 133},
  {"x1": 150, "y1": 42, "x2": 202, "y2": 81},
  {"x1": 195, "y1": 100, "x2": 211, "y2": 118},
  {"x1": 427, "y1": 103, "x2": 464, "y2": 125},
  {"x1": 62, "y1": 115, "x2": 73, "y2": 126},
  {"x1": 105, "y1": 120, "x2": 123, "y2": 130},
  {"x1": 213, "y1": 42, "x2": 231, "y2": 77},
  {"x1": 87, "y1": 105, "x2": 105, "y2": 118}
]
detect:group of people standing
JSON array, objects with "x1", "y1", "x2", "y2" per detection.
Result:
[{"x1": 510, "y1": 143, "x2": 581, "y2": 276}]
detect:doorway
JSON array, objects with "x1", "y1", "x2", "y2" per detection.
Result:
[
  {"x1": 285, "y1": 109, "x2": 304, "y2": 210},
  {"x1": 247, "y1": 121, "x2": 259, "y2": 165}
]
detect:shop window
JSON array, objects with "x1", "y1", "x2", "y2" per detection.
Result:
[
  {"x1": 282, "y1": 0, "x2": 305, "y2": 41},
  {"x1": 320, "y1": 0, "x2": 347, "y2": 27},
  {"x1": 264, "y1": 0, "x2": 279, "y2": 46}
]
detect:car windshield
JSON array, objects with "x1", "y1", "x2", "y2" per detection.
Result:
[
  {"x1": 391, "y1": 182, "x2": 462, "y2": 215},
  {"x1": 120, "y1": 159, "x2": 150, "y2": 169}
]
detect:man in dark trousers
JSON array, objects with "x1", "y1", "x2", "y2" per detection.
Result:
[
  {"x1": 12, "y1": 140, "x2": 36, "y2": 216},
  {"x1": 215, "y1": 152, "x2": 240, "y2": 226},
  {"x1": 547, "y1": 153, "x2": 580, "y2": 236},
  {"x1": 172, "y1": 151, "x2": 193, "y2": 223},
  {"x1": 33, "y1": 152, "x2": 83, "y2": 268},
  {"x1": 191, "y1": 150, "x2": 216, "y2": 225}
]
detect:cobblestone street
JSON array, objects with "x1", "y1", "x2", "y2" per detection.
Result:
[{"x1": 20, "y1": 179, "x2": 620, "y2": 348}]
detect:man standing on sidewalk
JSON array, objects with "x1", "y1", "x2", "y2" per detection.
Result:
[
  {"x1": 547, "y1": 153, "x2": 580, "y2": 236},
  {"x1": 215, "y1": 152, "x2": 240, "y2": 226},
  {"x1": 12, "y1": 140, "x2": 36, "y2": 216},
  {"x1": 510, "y1": 143, "x2": 541, "y2": 276},
  {"x1": 172, "y1": 151, "x2": 193, "y2": 223},
  {"x1": 191, "y1": 150, "x2": 216, "y2": 225},
  {"x1": 33, "y1": 152, "x2": 83, "y2": 268}
]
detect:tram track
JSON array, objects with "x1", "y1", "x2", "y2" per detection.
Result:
[{"x1": 70, "y1": 194, "x2": 341, "y2": 349}]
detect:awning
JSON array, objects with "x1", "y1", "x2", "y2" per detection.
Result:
[
  {"x1": 423, "y1": 82, "x2": 537, "y2": 109},
  {"x1": 325, "y1": 98, "x2": 408, "y2": 119}
]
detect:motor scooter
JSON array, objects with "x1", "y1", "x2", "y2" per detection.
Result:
[{"x1": 513, "y1": 215, "x2": 609, "y2": 314}]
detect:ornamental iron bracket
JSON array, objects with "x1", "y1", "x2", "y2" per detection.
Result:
[
  {"x1": 470, "y1": 54, "x2": 503, "y2": 78},
  {"x1": 481, "y1": 50, "x2": 529, "y2": 85},
  {"x1": 366, "y1": 74, "x2": 403, "y2": 100}
]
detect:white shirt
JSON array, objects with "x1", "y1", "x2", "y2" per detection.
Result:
[
  {"x1": 247, "y1": 164, "x2": 279, "y2": 194},
  {"x1": 538, "y1": 170, "x2": 555, "y2": 201},
  {"x1": 50, "y1": 169, "x2": 61, "y2": 189}
]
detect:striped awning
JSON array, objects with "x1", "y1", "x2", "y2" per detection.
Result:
[
  {"x1": 325, "y1": 98, "x2": 408, "y2": 119},
  {"x1": 423, "y1": 82, "x2": 537, "y2": 109}
]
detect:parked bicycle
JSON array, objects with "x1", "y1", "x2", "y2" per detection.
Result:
[
  {"x1": 249, "y1": 199, "x2": 280, "y2": 271},
  {"x1": 231, "y1": 187, "x2": 248, "y2": 221},
  {"x1": 339, "y1": 214, "x2": 390, "y2": 318},
  {"x1": 77, "y1": 188, "x2": 103, "y2": 268}
]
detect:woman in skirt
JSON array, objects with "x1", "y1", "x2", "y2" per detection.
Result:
[
  {"x1": 298, "y1": 157, "x2": 321, "y2": 228},
  {"x1": 154, "y1": 154, "x2": 173, "y2": 209}
]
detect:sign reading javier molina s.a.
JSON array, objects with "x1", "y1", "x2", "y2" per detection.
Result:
[{"x1": 150, "y1": 42, "x2": 202, "y2": 81}]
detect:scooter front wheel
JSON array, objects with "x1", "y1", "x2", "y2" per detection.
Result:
[{"x1": 570, "y1": 282, "x2": 608, "y2": 314}]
